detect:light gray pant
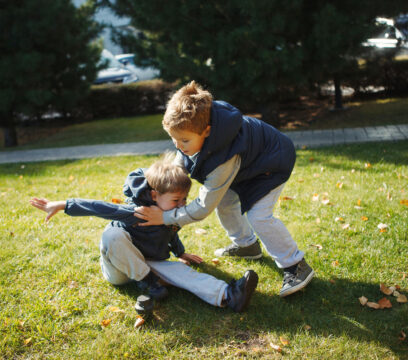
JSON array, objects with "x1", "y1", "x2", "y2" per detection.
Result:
[
  {"x1": 216, "y1": 183, "x2": 304, "y2": 268},
  {"x1": 99, "y1": 226, "x2": 228, "y2": 307}
]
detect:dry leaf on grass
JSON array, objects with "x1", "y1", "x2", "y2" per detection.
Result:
[
  {"x1": 365, "y1": 163, "x2": 372, "y2": 168},
  {"x1": 304, "y1": 325, "x2": 312, "y2": 331},
  {"x1": 336, "y1": 182, "x2": 344, "y2": 189},
  {"x1": 366, "y1": 302, "x2": 380, "y2": 309},
  {"x1": 108, "y1": 306, "x2": 125, "y2": 313},
  {"x1": 400, "y1": 199, "x2": 408, "y2": 206},
  {"x1": 397, "y1": 294, "x2": 408, "y2": 303},
  {"x1": 380, "y1": 283, "x2": 393, "y2": 295},
  {"x1": 399, "y1": 331, "x2": 407, "y2": 341},
  {"x1": 357, "y1": 199, "x2": 362, "y2": 206},
  {"x1": 332, "y1": 260, "x2": 340, "y2": 267},
  {"x1": 341, "y1": 223, "x2": 350, "y2": 230},
  {"x1": 378, "y1": 297, "x2": 392, "y2": 309},
  {"x1": 195, "y1": 228, "x2": 207, "y2": 235},
  {"x1": 211, "y1": 258, "x2": 220, "y2": 265},
  {"x1": 335, "y1": 217, "x2": 345, "y2": 222},
  {"x1": 281, "y1": 196, "x2": 294, "y2": 200},
  {"x1": 24, "y1": 338, "x2": 32, "y2": 346},
  {"x1": 280, "y1": 336, "x2": 290, "y2": 346},
  {"x1": 134, "y1": 316, "x2": 145, "y2": 328},
  {"x1": 312, "y1": 193, "x2": 319, "y2": 201},
  {"x1": 361, "y1": 216, "x2": 368, "y2": 221},
  {"x1": 111, "y1": 198, "x2": 123, "y2": 204},
  {"x1": 101, "y1": 319, "x2": 112, "y2": 327},
  {"x1": 270, "y1": 343, "x2": 282, "y2": 352},
  {"x1": 359, "y1": 296, "x2": 368, "y2": 306},
  {"x1": 309, "y1": 244, "x2": 323, "y2": 250}
]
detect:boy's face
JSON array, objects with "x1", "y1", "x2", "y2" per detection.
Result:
[
  {"x1": 167, "y1": 126, "x2": 211, "y2": 156},
  {"x1": 151, "y1": 190, "x2": 189, "y2": 211}
]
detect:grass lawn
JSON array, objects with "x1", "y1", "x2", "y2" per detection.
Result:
[
  {"x1": 1, "y1": 141, "x2": 407, "y2": 359},
  {"x1": 1, "y1": 96, "x2": 408, "y2": 151}
]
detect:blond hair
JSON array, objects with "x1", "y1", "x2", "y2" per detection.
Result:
[
  {"x1": 144, "y1": 153, "x2": 191, "y2": 194},
  {"x1": 163, "y1": 81, "x2": 213, "y2": 134}
]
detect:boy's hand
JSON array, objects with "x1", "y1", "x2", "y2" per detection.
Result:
[
  {"x1": 178, "y1": 253, "x2": 203, "y2": 265},
  {"x1": 134, "y1": 206, "x2": 164, "y2": 226},
  {"x1": 29, "y1": 198, "x2": 66, "y2": 223}
]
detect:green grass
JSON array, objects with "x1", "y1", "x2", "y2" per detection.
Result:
[
  {"x1": 2, "y1": 96, "x2": 408, "y2": 151},
  {"x1": 1, "y1": 141, "x2": 408, "y2": 359}
]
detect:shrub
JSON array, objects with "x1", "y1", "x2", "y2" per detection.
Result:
[{"x1": 73, "y1": 80, "x2": 176, "y2": 120}]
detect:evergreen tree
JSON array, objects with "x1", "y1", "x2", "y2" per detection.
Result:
[{"x1": 0, "y1": 0, "x2": 102, "y2": 147}]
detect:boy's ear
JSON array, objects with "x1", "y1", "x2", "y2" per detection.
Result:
[
  {"x1": 203, "y1": 125, "x2": 211, "y2": 137},
  {"x1": 150, "y1": 190, "x2": 158, "y2": 201}
]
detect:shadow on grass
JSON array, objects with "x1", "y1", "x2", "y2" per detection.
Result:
[
  {"x1": 297, "y1": 140, "x2": 408, "y2": 169},
  {"x1": 114, "y1": 257, "x2": 407, "y2": 356}
]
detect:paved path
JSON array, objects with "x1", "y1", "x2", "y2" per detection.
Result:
[{"x1": 1, "y1": 124, "x2": 407, "y2": 164}]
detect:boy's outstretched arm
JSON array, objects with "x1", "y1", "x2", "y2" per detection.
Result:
[{"x1": 30, "y1": 198, "x2": 66, "y2": 223}]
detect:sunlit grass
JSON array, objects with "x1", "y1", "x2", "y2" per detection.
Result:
[{"x1": 1, "y1": 141, "x2": 407, "y2": 359}]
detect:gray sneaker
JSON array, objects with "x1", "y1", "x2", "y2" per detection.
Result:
[
  {"x1": 279, "y1": 258, "x2": 314, "y2": 297},
  {"x1": 214, "y1": 240, "x2": 262, "y2": 260}
]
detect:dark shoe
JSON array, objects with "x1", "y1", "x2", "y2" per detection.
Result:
[
  {"x1": 279, "y1": 258, "x2": 314, "y2": 297},
  {"x1": 139, "y1": 271, "x2": 169, "y2": 301},
  {"x1": 226, "y1": 270, "x2": 259, "y2": 312},
  {"x1": 214, "y1": 240, "x2": 262, "y2": 260}
]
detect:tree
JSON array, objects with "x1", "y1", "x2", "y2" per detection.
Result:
[
  {"x1": 106, "y1": 0, "x2": 408, "y2": 122},
  {"x1": 0, "y1": 0, "x2": 102, "y2": 147}
]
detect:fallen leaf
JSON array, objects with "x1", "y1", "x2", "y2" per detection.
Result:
[
  {"x1": 281, "y1": 196, "x2": 294, "y2": 201},
  {"x1": 400, "y1": 199, "x2": 408, "y2": 206},
  {"x1": 393, "y1": 290, "x2": 401, "y2": 297},
  {"x1": 380, "y1": 284, "x2": 393, "y2": 295},
  {"x1": 280, "y1": 336, "x2": 290, "y2": 346},
  {"x1": 24, "y1": 338, "x2": 32, "y2": 346},
  {"x1": 211, "y1": 258, "x2": 220, "y2": 265},
  {"x1": 359, "y1": 296, "x2": 368, "y2": 306},
  {"x1": 387, "y1": 192, "x2": 392, "y2": 200},
  {"x1": 68, "y1": 280, "x2": 78, "y2": 289},
  {"x1": 195, "y1": 228, "x2": 207, "y2": 235},
  {"x1": 101, "y1": 319, "x2": 112, "y2": 327},
  {"x1": 309, "y1": 157, "x2": 315, "y2": 162},
  {"x1": 378, "y1": 297, "x2": 392, "y2": 309},
  {"x1": 108, "y1": 306, "x2": 125, "y2": 313},
  {"x1": 357, "y1": 199, "x2": 362, "y2": 206},
  {"x1": 389, "y1": 285, "x2": 397, "y2": 292},
  {"x1": 270, "y1": 343, "x2": 282, "y2": 352},
  {"x1": 335, "y1": 217, "x2": 344, "y2": 222},
  {"x1": 397, "y1": 294, "x2": 408, "y2": 303},
  {"x1": 377, "y1": 223, "x2": 388, "y2": 230},
  {"x1": 379, "y1": 229, "x2": 387, "y2": 233},
  {"x1": 399, "y1": 330, "x2": 406, "y2": 341},
  {"x1": 309, "y1": 244, "x2": 323, "y2": 250},
  {"x1": 361, "y1": 216, "x2": 368, "y2": 221},
  {"x1": 332, "y1": 260, "x2": 340, "y2": 267},
  {"x1": 111, "y1": 198, "x2": 123, "y2": 204},
  {"x1": 341, "y1": 223, "x2": 350, "y2": 230},
  {"x1": 134, "y1": 315, "x2": 145, "y2": 328},
  {"x1": 336, "y1": 182, "x2": 344, "y2": 189},
  {"x1": 365, "y1": 163, "x2": 372, "y2": 168},
  {"x1": 304, "y1": 325, "x2": 312, "y2": 331},
  {"x1": 297, "y1": 178, "x2": 305, "y2": 183},
  {"x1": 366, "y1": 302, "x2": 380, "y2": 309},
  {"x1": 312, "y1": 193, "x2": 319, "y2": 201}
]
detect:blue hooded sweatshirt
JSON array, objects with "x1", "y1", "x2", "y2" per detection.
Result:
[
  {"x1": 182, "y1": 101, "x2": 296, "y2": 213},
  {"x1": 64, "y1": 168, "x2": 185, "y2": 260}
]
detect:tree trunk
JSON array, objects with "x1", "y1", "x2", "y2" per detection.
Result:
[
  {"x1": 1, "y1": 113, "x2": 18, "y2": 147},
  {"x1": 260, "y1": 102, "x2": 280, "y2": 127},
  {"x1": 333, "y1": 76, "x2": 343, "y2": 110}
]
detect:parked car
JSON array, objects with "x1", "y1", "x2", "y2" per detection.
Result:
[
  {"x1": 94, "y1": 49, "x2": 138, "y2": 85},
  {"x1": 362, "y1": 17, "x2": 407, "y2": 51},
  {"x1": 115, "y1": 53, "x2": 160, "y2": 81}
]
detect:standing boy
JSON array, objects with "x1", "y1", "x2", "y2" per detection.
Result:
[{"x1": 134, "y1": 82, "x2": 314, "y2": 297}]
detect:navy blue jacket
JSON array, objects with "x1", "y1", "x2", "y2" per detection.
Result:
[
  {"x1": 64, "y1": 168, "x2": 185, "y2": 260},
  {"x1": 182, "y1": 101, "x2": 296, "y2": 213}
]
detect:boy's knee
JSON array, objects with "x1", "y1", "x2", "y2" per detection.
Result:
[{"x1": 100, "y1": 227, "x2": 130, "y2": 252}]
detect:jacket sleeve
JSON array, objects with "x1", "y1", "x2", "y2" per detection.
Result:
[
  {"x1": 162, "y1": 154, "x2": 241, "y2": 227},
  {"x1": 64, "y1": 198, "x2": 140, "y2": 226},
  {"x1": 168, "y1": 232, "x2": 185, "y2": 257}
]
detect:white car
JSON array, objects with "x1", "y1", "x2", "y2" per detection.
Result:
[
  {"x1": 94, "y1": 49, "x2": 139, "y2": 85},
  {"x1": 362, "y1": 17, "x2": 407, "y2": 50},
  {"x1": 115, "y1": 53, "x2": 160, "y2": 81}
]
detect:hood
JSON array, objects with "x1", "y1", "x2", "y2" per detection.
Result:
[
  {"x1": 204, "y1": 101, "x2": 243, "y2": 154},
  {"x1": 123, "y1": 168, "x2": 155, "y2": 206}
]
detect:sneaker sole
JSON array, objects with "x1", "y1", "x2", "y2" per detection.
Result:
[
  {"x1": 279, "y1": 270, "x2": 315, "y2": 298},
  {"x1": 235, "y1": 270, "x2": 259, "y2": 312}
]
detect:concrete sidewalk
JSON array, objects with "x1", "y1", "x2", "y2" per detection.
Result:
[{"x1": 1, "y1": 124, "x2": 407, "y2": 164}]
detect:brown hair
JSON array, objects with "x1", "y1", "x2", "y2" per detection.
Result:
[
  {"x1": 163, "y1": 81, "x2": 213, "y2": 134},
  {"x1": 144, "y1": 153, "x2": 191, "y2": 194}
]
